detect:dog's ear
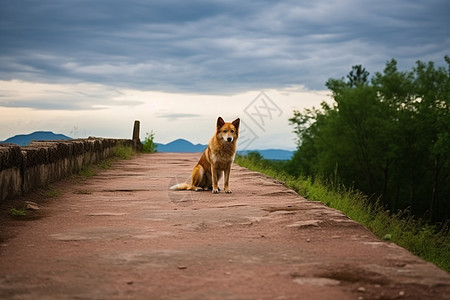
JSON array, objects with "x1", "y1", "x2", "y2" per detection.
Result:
[
  {"x1": 217, "y1": 117, "x2": 225, "y2": 129},
  {"x1": 232, "y1": 118, "x2": 240, "y2": 129}
]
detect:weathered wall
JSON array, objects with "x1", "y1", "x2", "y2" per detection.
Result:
[{"x1": 0, "y1": 138, "x2": 135, "y2": 202}]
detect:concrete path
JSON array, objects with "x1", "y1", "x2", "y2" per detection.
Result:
[{"x1": 0, "y1": 153, "x2": 449, "y2": 300}]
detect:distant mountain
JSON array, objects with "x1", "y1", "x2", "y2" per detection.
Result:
[
  {"x1": 1, "y1": 131, "x2": 73, "y2": 146},
  {"x1": 155, "y1": 139, "x2": 207, "y2": 153},
  {"x1": 155, "y1": 139, "x2": 294, "y2": 160}
]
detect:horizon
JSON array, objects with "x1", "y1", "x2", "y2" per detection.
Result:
[
  {"x1": 0, "y1": 88, "x2": 328, "y2": 150},
  {"x1": 1, "y1": 130, "x2": 297, "y2": 151},
  {"x1": 1, "y1": 1, "x2": 448, "y2": 150}
]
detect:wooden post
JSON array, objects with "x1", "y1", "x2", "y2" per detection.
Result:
[
  {"x1": 132, "y1": 120, "x2": 140, "y2": 141},
  {"x1": 132, "y1": 120, "x2": 142, "y2": 150}
]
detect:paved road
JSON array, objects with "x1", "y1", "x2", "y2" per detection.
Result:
[{"x1": 0, "y1": 153, "x2": 449, "y2": 299}]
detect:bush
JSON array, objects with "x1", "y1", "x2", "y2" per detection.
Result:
[{"x1": 143, "y1": 131, "x2": 158, "y2": 153}]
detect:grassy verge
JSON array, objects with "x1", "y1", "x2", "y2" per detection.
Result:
[
  {"x1": 235, "y1": 154, "x2": 450, "y2": 272},
  {"x1": 75, "y1": 145, "x2": 136, "y2": 179}
]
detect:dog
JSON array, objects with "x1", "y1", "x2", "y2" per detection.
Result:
[{"x1": 170, "y1": 117, "x2": 240, "y2": 193}]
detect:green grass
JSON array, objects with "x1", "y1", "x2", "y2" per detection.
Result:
[
  {"x1": 45, "y1": 185, "x2": 61, "y2": 198},
  {"x1": 45, "y1": 189, "x2": 61, "y2": 198},
  {"x1": 74, "y1": 190, "x2": 92, "y2": 195},
  {"x1": 235, "y1": 154, "x2": 450, "y2": 272},
  {"x1": 78, "y1": 165, "x2": 95, "y2": 178},
  {"x1": 9, "y1": 208, "x2": 27, "y2": 217},
  {"x1": 114, "y1": 145, "x2": 136, "y2": 159},
  {"x1": 97, "y1": 158, "x2": 113, "y2": 169}
]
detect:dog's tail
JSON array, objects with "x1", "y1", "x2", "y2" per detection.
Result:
[{"x1": 169, "y1": 182, "x2": 192, "y2": 190}]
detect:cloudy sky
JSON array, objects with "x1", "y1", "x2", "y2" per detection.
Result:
[{"x1": 0, "y1": 0, "x2": 448, "y2": 149}]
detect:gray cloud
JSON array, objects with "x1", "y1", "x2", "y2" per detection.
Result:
[
  {"x1": 0, "y1": 0, "x2": 448, "y2": 98},
  {"x1": 158, "y1": 113, "x2": 203, "y2": 121},
  {"x1": 0, "y1": 79, "x2": 144, "y2": 110}
]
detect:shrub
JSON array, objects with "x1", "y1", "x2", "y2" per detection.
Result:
[{"x1": 143, "y1": 131, "x2": 158, "y2": 153}]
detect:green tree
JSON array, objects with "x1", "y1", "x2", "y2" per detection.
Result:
[
  {"x1": 347, "y1": 65, "x2": 370, "y2": 87},
  {"x1": 289, "y1": 58, "x2": 450, "y2": 222}
]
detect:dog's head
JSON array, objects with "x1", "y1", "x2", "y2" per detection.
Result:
[{"x1": 216, "y1": 117, "x2": 240, "y2": 143}]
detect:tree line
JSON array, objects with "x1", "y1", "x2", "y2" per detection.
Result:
[{"x1": 288, "y1": 57, "x2": 450, "y2": 223}]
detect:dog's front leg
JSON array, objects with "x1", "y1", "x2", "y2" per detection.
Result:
[
  {"x1": 224, "y1": 165, "x2": 232, "y2": 193},
  {"x1": 211, "y1": 166, "x2": 219, "y2": 194}
]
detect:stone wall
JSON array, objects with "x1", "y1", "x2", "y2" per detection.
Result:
[{"x1": 0, "y1": 138, "x2": 136, "y2": 202}]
